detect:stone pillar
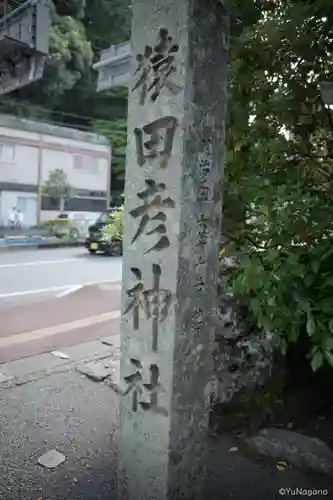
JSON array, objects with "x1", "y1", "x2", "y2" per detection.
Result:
[{"x1": 118, "y1": 0, "x2": 229, "y2": 498}]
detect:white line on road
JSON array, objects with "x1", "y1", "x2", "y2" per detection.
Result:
[
  {"x1": 56, "y1": 285, "x2": 83, "y2": 298},
  {"x1": 0, "y1": 279, "x2": 121, "y2": 299},
  {"x1": 0, "y1": 258, "x2": 78, "y2": 269},
  {"x1": 0, "y1": 310, "x2": 121, "y2": 348}
]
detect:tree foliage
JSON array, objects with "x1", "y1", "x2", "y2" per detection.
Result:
[
  {"x1": 225, "y1": 0, "x2": 333, "y2": 370},
  {"x1": 0, "y1": 0, "x2": 129, "y2": 128},
  {"x1": 42, "y1": 169, "x2": 72, "y2": 211},
  {"x1": 92, "y1": 118, "x2": 127, "y2": 179}
]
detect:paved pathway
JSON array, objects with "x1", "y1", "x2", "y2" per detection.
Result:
[{"x1": 0, "y1": 344, "x2": 331, "y2": 500}]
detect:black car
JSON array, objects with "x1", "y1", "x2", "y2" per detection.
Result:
[{"x1": 84, "y1": 208, "x2": 122, "y2": 256}]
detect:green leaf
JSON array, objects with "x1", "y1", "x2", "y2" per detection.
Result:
[
  {"x1": 324, "y1": 336, "x2": 333, "y2": 351},
  {"x1": 306, "y1": 316, "x2": 316, "y2": 336},
  {"x1": 311, "y1": 351, "x2": 324, "y2": 372},
  {"x1": 329, "y1": 320, "x2": 333, "y2": 334},
  {"x1": 288, "y1": 325, "x2": 300, "y2": 343},
  {"x1": 324, "y1": 350, "x2": 333, "y2": 368},
  {"x1": 311, "y1": 260, "x2": 320, "y2": 274}
]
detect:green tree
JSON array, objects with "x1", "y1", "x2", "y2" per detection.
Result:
[
  {"x1": 92, "y1": 118, "x2": 126, "y2": 177},
  {"x1": 84, "y1": 0, "x2": 131, "y2": 52},
  {"x1": 54, "y1": 0, "x2": 86, "y2": 19},
  {"x1": 224, "y1": 0, "x2": 333, "y2": 370},
  {"x1": 42, "y1": 169, "x2": 72, "y2": 211},
  {"x1": 0, "y1": 0, "x2": 130, "y2": 134}
]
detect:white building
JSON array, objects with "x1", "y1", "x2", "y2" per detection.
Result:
[
  {"x1": 0, "y1": 114, "x2": 111, "y2": 227},
  {"x1": 93, "y1": 41, "x2": 131, "y2": 92}
]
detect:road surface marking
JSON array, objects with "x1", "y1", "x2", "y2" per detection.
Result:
[
  {"x1": 0, "y1": 258, "x2": 78, "y2": 269},
  {"x1": 0, "y1": 279, "x2": 121, "y2": 299},
  {"x1": 0, "y1": 310, "x2": 121, "y2": 348},
  {"x1": 56, "y1": 285, "x2": 83, "y2": 298}
]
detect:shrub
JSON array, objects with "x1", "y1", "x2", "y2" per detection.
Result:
[
  {"x1": 102, "y1": 206, "x2": 124, "y2": 242},
  {"x1": 229, "y1": 240, "x2": 333, "y2": 372}
]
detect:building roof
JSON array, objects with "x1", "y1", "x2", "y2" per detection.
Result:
[{"x1": 0, "y1": 113, "x2": 110, "y2": 146}]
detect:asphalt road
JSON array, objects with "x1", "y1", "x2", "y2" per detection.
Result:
[
  {"x1": 0, "y1": 247, "x2": 122, "y2": 364},
  {"x1": 0, "y1": 247, "x2": 122, "y2": 306}
]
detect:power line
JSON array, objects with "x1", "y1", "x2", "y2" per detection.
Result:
[
  {"x1": 0, "y1": 98, "x2": 127, "y2": 134},
  {"x1": 0, "y1": 97, "x2": 127, "y2": 128},
  {"x1": 5, "y1": 75, "x2": 129, "y2": 112}
]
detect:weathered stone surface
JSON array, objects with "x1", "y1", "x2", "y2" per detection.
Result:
[
  {"x1": 0, "y1": 372, "x2": 13, "y2": 384},
  {"x1": 38, "y1": 449, "x2": 66, "y2": 469},
  {"x1": 245, "y1": 428, "x2": 333, "y2": 476},
  {"x1": 105, "y1": 359, "x2": 127, "y2": 394},
  {"x1": 76, "y1": 362, "x2": 110, "y2": 382},
  {"x1": 212, "y1": 256, "x2": 279, "y2": 404},
  {"x1": 118, "y1": 0, "x2": 229, "y2": 498}
]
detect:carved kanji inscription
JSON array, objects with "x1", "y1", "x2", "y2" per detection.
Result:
[
  {"x1": 198, "y1": 185, "x2": 212, "y2": 201},
  {"x1": 123, "y1": 357, "x2": 168, "y2": 416},
  {"x1": 133, "y1": 28, "x2": 182, "y2": 104},
  {"x1": 124, "y1": 264, "x2": 172, "y2": 351},
  {"x1": 129, "y1": 179, "x2": 175, "y2": 253},
  {"x1": 134, "y1": 116, "x2": 178, "y2": 169},
  {"x1": 194, "y1": 276, "x2": 206, "y2": 292},
  {"x1": 197, "y1": 214, "x2": 209, "y2": 246}
]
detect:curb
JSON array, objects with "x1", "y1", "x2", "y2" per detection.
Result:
[
  {"x1": 0, "y1": 335, "x2": 121, "y2": 389},
  {"x1": 0, "y1": 240, "x2": 85, "y2": 252}
]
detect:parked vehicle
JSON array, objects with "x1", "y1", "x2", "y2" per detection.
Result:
[
  {"x1": 85, "y1": 208, "x2": 123, "y2": 255},
  {"x1": 53, "y1": 212, "x2": 98, "y2": 240}
]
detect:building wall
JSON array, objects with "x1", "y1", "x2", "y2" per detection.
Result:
[
  {"x1": 0, "y1": 191, "x2": 38, "y2": 227},
  {"x1": 0, "y1": 142, "x2": 39, "y2": 185},
  {"x1": 0, "y1": 115, "x2": 111, "y2": 226},
  {"x1": 41, "y1": 149, "x2": 108, "y2": 192}
]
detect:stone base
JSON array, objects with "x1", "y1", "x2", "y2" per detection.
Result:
[{"x1": 245, "y1": 428, "x2": 333, "y2": 477}]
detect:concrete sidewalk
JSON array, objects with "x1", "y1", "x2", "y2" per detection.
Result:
[{"x1": 0, "y1": 337, "x2": 332, "y2": 500}]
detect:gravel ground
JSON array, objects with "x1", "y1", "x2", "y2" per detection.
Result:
[{"x1": 0, "y1": 367, "x2": 332, "y2": 500}]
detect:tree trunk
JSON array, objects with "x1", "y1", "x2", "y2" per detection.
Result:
[{"x1": 59, "y1": 198, "x2": 65, "y2": 212}]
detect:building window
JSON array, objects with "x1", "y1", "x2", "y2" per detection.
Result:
[
  {"x1": 73, "y1": 154, "x2": 83, "y2": 170},
  {"x1": 41, "y1": 196, "x2": 106, "y2": 212},
  {"x1": 73, "y1": 153, "x2": 99, "y2": 174},
  {"x1": 0, "y1": 143, "x2": 15, "y2": 162},
  {"x1": 41, "y1": 196, "x2": 61, "y2": 210}
]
